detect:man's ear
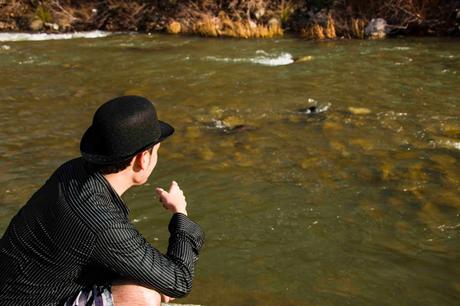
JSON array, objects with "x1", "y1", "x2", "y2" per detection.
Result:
[{"x1": 132, "y1": 152, "x2": 145, "y2": 172}]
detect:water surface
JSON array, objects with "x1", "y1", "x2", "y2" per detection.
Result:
[{"x1": 0, "y1": 33, "x2": 459, "y2": 305}]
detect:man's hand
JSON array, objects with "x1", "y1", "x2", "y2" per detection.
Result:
[
  {"x1": 155, "y1": 181, "x2": 188, "y2": 216},
  {"x1": 161, "y1": 294, "x2": 175, "y2": 303}
]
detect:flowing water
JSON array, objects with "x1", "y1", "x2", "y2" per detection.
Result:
[{"x1": 0, "y1": 33, "x2": 459, "y2": 305}]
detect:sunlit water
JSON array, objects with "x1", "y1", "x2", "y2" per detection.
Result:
[{"x1": 0, "y1": 33, "x2": 459, "y2": 305}]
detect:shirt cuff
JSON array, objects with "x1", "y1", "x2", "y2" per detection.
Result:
[{"x1": 168, "y1": 213, "x2": 204, "y2": 247}]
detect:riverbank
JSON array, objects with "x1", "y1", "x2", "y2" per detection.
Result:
[{"x1": 1, "y1": 1, "x2": 459, "y2": 39}]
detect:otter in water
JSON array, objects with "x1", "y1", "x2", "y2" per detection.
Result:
[{"x1": 297, "y1": 106, "x2": 318, "y2": 114}]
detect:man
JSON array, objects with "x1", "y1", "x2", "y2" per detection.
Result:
[{"x1": 0, "y1": 96, "x2": 204, "y2": 305}]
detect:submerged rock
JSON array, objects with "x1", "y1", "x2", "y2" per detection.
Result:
[
  {"x1": 208, "y1": 116, "x2": 256, "y2": 135},
  {"x1": 185, "y1": 126, "x2": 201, "y2": 139},
  {"x1": 322, "y1": 121, "x2": 343, "y2": 132},
  {"x1": 348, "y1": 107, "x2": 371, "y2": 115},
  {"x1": 234, "y1": 151, "x2": 254, "y2": 167},
  {"x1": 300, "y1": 157, "x2": 320, "y2": 169},
  {"x1": 198, "y1": 146, "x2": 215, "y2": 161},
  {"x1": 430, "y1": 153, "x2": 457, "y2": 166},
  {"x1": 329, "y1": 140, "x2": 349, "y2": 156},
  {"x1": 349, "y1": 138, "x2": 374, "y2": 150},
  {"x1": 224, "y1": 124, "x2": 255, "y2": 134}
]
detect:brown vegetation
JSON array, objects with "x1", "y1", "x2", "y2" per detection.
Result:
[
  {"x1": 334, "y1": 0, "x2": 459, "y2": 36},
  {"x1": 301, "y1": 13, "x2": 337, "y2": 40},
  {"x1": 0, "y1": 0, "x2": 458, "y2": 39},
  {"x1": 192, "y1": 11, "x2": 282, "y2": 38}
]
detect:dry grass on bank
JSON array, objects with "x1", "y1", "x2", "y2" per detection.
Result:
[
  {"x1": 300, "y1": 14, "x2": 336, "y2": 40},
  {"x1": 0, "y1": 0, "x2": 458, "y2": 38},
  {"x1": 192, "y1": 12, "x2": 282, "y2": 38}
]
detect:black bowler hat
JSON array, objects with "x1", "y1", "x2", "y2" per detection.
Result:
[{"x1": 80, "y1": 96, "x2": 174, "y2": 165}]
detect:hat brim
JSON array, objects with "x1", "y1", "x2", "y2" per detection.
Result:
[
  {"x1": 158, "y1": 120, "x2": 175, "y2": 142},
  {"x1": 80, "y1": 120, "x2": 175, "y2": 165}
]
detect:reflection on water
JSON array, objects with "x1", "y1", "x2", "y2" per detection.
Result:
[{"x1": 0, "y1": 34, "x2": 459, "y2": 305}]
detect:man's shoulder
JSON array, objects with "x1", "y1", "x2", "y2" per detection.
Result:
[
  {"x1": 51, "y1": 158, "x2": 127, "y2": 230},
  {"x1": 54, "y1": 157, "x2": 84, "y2": 175}
]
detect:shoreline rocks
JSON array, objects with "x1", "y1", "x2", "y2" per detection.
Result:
[{"x1": 365, "y1": 18, "x2": 387, "y2": 40}]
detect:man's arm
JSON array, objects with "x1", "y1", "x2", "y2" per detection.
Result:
[
  {"x1": 92, "y1": 212, "x2": 203, "y2": 298},
  {"x1": 91, "y1": 181, "x2": 204, "y2": 298}
]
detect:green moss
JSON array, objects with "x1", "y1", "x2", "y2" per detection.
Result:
[{"x1": 35, "y1": 4, "x2": 52, "y2": 23}]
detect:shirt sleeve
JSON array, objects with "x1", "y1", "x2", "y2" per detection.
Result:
[{"x1": 91, "y1": 213, "x2": 204, "y2": 298}]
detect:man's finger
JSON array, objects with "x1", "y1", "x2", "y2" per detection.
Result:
[
  {"x1": 168, "y1": 181, "x2": 178, "y2": 193},
  {"x1": 155, "y1": 187, "x2": 166, "y2": 195}
]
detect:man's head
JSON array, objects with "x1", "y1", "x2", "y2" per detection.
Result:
[{"x1": 80, "y1": 96, "x2": 174, "y2": 180}]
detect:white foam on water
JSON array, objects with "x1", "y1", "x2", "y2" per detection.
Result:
[
  {"x1": 211, "y1": 119, "x2": 227, "y2": 129},
  {"x1": 382, "y1": 46, "x2": 411, "y2": 51},
  {"x1": 394, "y1": 46, "x2": 411, "y2": 51},
  {"x1": 431, "y1": 137, "x2": 460, "y2": 151},
  {"x1": 316, "y1": 102, "x2": 331, "y2": 113},
  {"x1": 0, "y1": 31, "x2": 110, "y2": 42},
  {"x1": 255, "y1": 49, "x2": 269, "y2": 55},
  {"x1": 205, "y1": 51, "x2": 294, "y2": 66},
  {"x1": 205, "y1": 56, "x2": 245, "y2": 63},
  {"x1": 250, "y1": 52, "x2": 294, "y2": 66}
]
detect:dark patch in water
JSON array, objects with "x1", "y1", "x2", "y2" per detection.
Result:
[
  {"x1": 297, "y1": 106, "x2": 318, "y2": 114},
  {"x1": 223, "y1": 124, "x2": 256, "y2": 135}
]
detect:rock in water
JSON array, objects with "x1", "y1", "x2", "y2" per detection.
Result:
[
  {"x1": 295, "y1": 55, "x2": 314, "y2": 63},
  {"x1": 348, "y1": 107, "x2": 371, "y2": 115},
  {"x1": 30, "y1": 19, "x2": 44, "y2": 31},
  {"x1": 365, "y1": 18, "x2": 387, "y2": 39},
  {"x1": 167, "y1": 21, "x2": 181, "y2": 34}
]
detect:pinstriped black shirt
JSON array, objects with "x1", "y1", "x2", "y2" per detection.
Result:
[{"x1": 0, "y1": 158, "x2": 204, "y2": 306}]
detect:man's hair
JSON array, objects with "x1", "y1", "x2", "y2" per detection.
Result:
[
  {"x1": 85, "y1": 146, "x2": 154, "y2": 175},
  {"x1": 85, "y1": 158, "x2": 132, "y2": 175}
]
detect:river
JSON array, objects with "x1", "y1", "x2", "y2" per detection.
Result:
[{"x1": 0, "y1": 33, "x2": 459, "y2": 305}]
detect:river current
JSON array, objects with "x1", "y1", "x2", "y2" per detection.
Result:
[{"x1": 0, "y1": 33, "x2": 459, "y2": 305}]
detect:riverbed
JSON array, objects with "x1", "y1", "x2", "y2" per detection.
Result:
[{"x1": 0, "y1": 33, "x2": 459, "y2": 305}]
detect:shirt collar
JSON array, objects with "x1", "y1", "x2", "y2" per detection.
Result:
[{"x1": 93, "y1": 171, "x2": 130, "y2": 217}]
